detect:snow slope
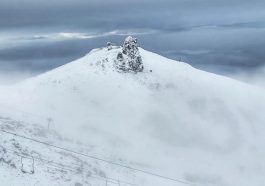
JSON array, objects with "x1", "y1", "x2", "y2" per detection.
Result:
[{"x1": 1, "y1": 45, "x2": 265, "y2": 186}]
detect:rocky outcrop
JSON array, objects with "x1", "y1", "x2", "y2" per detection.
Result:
[{"x1": 115, "y1": 36, "x2": 144, "y2": 73}]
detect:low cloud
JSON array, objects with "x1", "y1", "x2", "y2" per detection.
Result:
[
  {"x1": 0, "y1": 0, "x2": 265, "y2": 86},
  {"x1": 0, "y1": 30, "x2": 154, "y2": 44}
]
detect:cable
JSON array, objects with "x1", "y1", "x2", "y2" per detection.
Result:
[
  {"x1": 0, "y1": 129, "x2": 198, "y2": 186},
  {"x1": 0, "y1": 145, "x2": 134, "y2": 186}
]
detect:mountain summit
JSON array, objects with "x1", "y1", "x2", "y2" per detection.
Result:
[
  {"x1": 1, "y1": 37, "x2": 265, "y2": 186},
  {"x1": 115, "y1": 36, "x2": 144, "y2": 73}
]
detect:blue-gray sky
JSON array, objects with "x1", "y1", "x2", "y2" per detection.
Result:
[{"x1": 1, "y1": 0, "x2": 265, "y2": 77}]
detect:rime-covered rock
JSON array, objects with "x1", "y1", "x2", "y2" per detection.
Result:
[
  {"x1": 115, "y1": 36, "x2": 144, "y2": 73},
  {"x1": 107, "y1": 42, "x2": 112, "y2": 50}
]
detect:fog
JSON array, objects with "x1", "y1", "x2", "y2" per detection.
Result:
[
  {"x1": 1, "y1": 47, "x2": 265, "y2": 185},
  {"x1": 229, "y1": 66, "x2": 265, "y2": 88},
  {"x1": 1, "y1": 0, "x2": 265, "y2": 185}
]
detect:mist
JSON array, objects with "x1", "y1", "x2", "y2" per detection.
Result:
[
  {"x1": 1, "y1": 47, "x2": 265, "y2": 185},
  {"x1": 1, "y1": 1, "x2": 265, "y2": 186}
]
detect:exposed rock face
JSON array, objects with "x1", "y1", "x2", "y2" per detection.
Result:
[{"x1": 115, "y1": 36, "x2": 144, "y2": 73}]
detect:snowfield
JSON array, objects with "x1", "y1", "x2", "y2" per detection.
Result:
[{"x1": 1, "y1": 45, "x2": 265, "y2": 186}]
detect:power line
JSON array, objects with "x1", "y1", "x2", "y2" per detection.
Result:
[
  {"x1": 0, "y1": 129, "x2": 198, "y2": 186},
  {"x1": 4, "y1": 147, "x2": 124, "y2": 186},
  {"x1": 0, "y1": 145, "x2": 135, "y2": 186}
]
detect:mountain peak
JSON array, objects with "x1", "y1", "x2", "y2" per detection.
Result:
[
  {"x1": 2, "y1": 35, "x2": 265, "y2": 186},
  {"x1": 114, "y1": 36, "x2": 144, "y2": 73},
  {"x1": 124, "y1": 35, "x2": 138, "y2": 44}
]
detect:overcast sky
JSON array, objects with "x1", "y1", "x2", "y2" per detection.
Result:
[{"x1": 1, "y1": 0, "x2": 265, "y2": 78}]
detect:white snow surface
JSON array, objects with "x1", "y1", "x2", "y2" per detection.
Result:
[{"x1": 1, "y1": 46, "x2": 265, "y2": 186}]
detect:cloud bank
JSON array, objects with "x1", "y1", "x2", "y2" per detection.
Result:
[{"x1": 0, "y1": 0, "x2": 265, "y2": 84}]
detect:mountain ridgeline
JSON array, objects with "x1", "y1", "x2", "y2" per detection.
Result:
[{"x1": 1, "y1": 36, "x2": 265, "y2": 186}]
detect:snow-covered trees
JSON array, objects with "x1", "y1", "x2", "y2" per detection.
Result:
[{"x1": 115, "y1": 36, "x2": 144, "y2": 73}]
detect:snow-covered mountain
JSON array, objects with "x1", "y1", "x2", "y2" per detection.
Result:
[{"x1": 1, "y1": 37, "x2": 265, "y2": 186}]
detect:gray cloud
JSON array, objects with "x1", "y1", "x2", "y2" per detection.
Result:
[
  {"x1": 1, "y1": 0, "x2": 265, "y2": 31},
  {"x1": 1, "y1": 0, "x2": 265, "y2": 81}
]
